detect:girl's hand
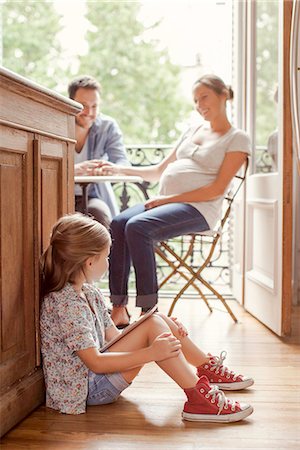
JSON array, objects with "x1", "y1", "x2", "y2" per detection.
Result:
[
  {"x1": 144, "y1": 195, "x2": 172, "y2": 210},
  {"x1": 150, "y1": 332, "x2": 181, "y2": 361},
  {"x1": 171, "y1": 317, "x2": 188, "y2": 337}
]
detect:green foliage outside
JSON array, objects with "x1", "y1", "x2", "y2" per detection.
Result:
[
  {"x1": 1, "y1": 0, "x2": 68, "y2": 89},
  {"x1": 255, "y1": 0, "x2": 278, "y2": 147},
  {"x1": 1, "y1": 0, "x2": 279, "y2": 154},
  {"x1": 78, "y1": 1, "x2": 189, "y2": 144},
  {"x1": 1, "y1": 0, "x2": 189, "y2": 144}
]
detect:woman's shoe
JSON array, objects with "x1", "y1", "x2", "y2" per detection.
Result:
[{"x1": 115, "y1": 307, "x2": 131, "y2": 329}]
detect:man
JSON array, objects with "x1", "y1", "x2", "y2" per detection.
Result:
[{"x1": 68, "y1": 75, "x2": 130, "y2": 228}]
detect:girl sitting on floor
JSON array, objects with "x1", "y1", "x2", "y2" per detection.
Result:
[{"x1": 40, "y1": 213, "x2": 254, "y2": 422}]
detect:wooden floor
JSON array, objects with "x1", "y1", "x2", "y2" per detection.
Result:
[{"x1": 1, "y1": 297, "x2": 300, "y2": 450}]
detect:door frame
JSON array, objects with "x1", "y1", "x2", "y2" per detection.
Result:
[{"x1": 281, "y1": 0, "x2": 293, "y2": 335}]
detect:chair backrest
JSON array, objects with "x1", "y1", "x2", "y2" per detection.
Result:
[
  {"x1": 219, "y1": 157, "x2": 249, "y2": 231},
  {"x1": 200, "y1": 158, "x2": 249, "y2": 237}
]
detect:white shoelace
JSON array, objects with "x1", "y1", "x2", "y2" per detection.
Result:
[
  {"x1": 210, "y1": 350, "x2": 238, "y2": 380},
  {"x1": 207, "y1": 385, "x2": 237, "y2": 414}
]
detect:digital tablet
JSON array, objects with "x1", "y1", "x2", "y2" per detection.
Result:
[{"x1": 100, "y1": 305, "x2": 158, "y2": 352}]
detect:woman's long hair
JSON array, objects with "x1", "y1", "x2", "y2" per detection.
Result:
[{"x1": 40, "y1": 213, "x2": 111, "y2": 297}]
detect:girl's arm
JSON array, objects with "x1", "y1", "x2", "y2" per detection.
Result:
[
  {"x1": 145, "y1": 151, "x2": 247, "y2": 209},
  {"x1": 76, "y1": 331, "x2": 181, "y2": 373},
  {"x1": 99, "y1": 146, "x2": 178, "y2": 183}
]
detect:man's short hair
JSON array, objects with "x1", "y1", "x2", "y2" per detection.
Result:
[{"x1": 68, "y1": 75, "x2": 102, "y2": 99}]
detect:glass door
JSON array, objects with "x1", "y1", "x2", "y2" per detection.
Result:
[
  {"x1": 233, "y1": 0, "x2": 293, "y2": 335},
  {"x1": 254, "y1": 1, "x2": 279, "y2": 174}
]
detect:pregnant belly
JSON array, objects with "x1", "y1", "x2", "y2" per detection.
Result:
[{"x1": 159, "y1": 170, "x2": 213, "y2": 196}]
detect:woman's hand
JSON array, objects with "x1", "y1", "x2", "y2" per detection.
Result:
[
  {"x1": 144, "y1": 195, "x2": 173, "y2": 210},
  {"x1": 98, "y1": 161, "x2": 122, "y2": 175},
  {"x1": 150, "y1": 332, "x2": 181, "y2": 361},
  {"x1": 170, "y1": 317, "x2": 188, "y2": 338}
]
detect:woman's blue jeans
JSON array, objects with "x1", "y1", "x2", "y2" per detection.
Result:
[{"x1": 109, "y1": 203, "x2": 209, "y2": 310}]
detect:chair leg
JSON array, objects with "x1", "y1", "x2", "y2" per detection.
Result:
[
  {"x1": 164, "y1": 265, "x2": 213, "y2": 315},
  {"x1": 167, "y1": 268, "x2": 212, "y2": 316},
  {"x1": 167, "y1": 270, "x2": 199, "y2": 316},
  {"x1": 156, "y1": 240, "x2": 193, "y2": 289},
  {"x1": 158, "y1": 261, "x2": 181, "y2": 289},
  {"x1": 156, "y1": 246, "x2": 212, "y2": 314},
  {"x1": 195, "y1": 274, "x2": 238, "y2": 323},
  {"x1": 156, "y1": 240, "x2": 237, "y2": 322},
  {"x1": 167, "y1": 280, "x2": 212, "y2": 316},
  {"x1": 168, "y1": 269, "x2": 238, "y2": 323},
  {"x1": 155, "y1": 247, "x2": 179, "y2": 289}
]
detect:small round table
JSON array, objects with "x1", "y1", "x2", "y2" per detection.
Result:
[{"x1": 74, "y1": 175, "x2": 143, "y2": 214}]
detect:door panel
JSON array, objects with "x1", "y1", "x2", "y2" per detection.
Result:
[
  {"x1": 33, "y1": 135, "x2": 70, "y2": 368},
  {"x1": 36, "y1": 136, "x2": 69, "y2": 252},
  {"x1": 0, "y1": 126, "x2": 36, "y2": 387}
]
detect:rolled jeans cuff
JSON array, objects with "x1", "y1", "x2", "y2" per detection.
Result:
[
  {"x1": 136, "y1": 293, "x2": 158, "y2": 309},
  {"x1": 110, "y1": 295, "x2": 129, "y2": 306}
]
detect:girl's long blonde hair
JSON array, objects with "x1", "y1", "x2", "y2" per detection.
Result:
[{"x1": 40, "y1": 213, "x2": 111, "y2": 296}]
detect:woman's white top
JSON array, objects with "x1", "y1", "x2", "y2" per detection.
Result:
[{"x1": 159, "y1": 125, "x2": 251, "y2": 229}]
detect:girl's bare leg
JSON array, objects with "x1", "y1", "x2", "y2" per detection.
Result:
[
  {"x1": 109, "y1": 314, "x2": 199, "y2": 388},
  {"x1": 108, "y1": 313, "x2": 254, "y2": 424},
  {"x1": 156, "y1": 313, "x2": 209, "y2": 367}
]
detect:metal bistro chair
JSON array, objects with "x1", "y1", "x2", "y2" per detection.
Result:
[{"x1": 155, "y1": 159, "x2": 248, "y2": 323}]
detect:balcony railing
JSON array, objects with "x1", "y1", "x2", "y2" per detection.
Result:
[{"x1": 255, "y1": 146, "x2": 274, "y2": 173}]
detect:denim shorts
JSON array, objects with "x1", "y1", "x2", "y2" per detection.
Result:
[{"x1": 87, "y1": 370, "x2": 130, "y2": 406}]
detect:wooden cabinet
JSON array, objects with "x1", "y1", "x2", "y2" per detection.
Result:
[{"x1": 0, "y1": 68, "x2": 81, "y2": 436}]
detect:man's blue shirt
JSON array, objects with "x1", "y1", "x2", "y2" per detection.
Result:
[{"x1": 85, "y1": 113, "x2": 129, "y2": 216}]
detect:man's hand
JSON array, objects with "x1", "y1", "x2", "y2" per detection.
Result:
[{"x1": 74, "y1": 159, "x2": 104, "y2": 176}]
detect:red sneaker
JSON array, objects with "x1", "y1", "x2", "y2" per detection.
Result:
[
  {"x1": 197, "y1": 351, "x2": 254, "y2": 391},
  {"x1": 182, "y1": 376, "x2": 253, "y2": 423}
]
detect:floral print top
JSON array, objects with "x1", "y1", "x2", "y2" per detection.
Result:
[{"x1": 40, "y1": 282, "x2": 113, "y2": 414}]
